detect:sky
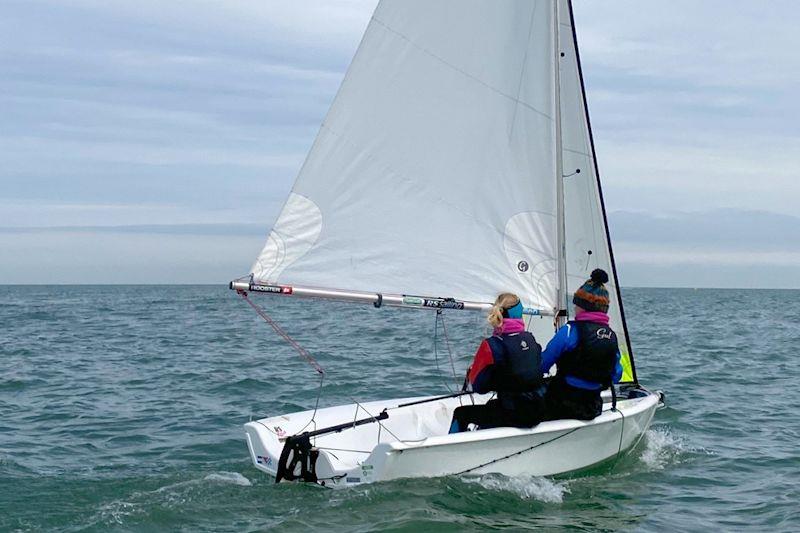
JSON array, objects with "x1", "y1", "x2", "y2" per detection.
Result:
[{"x1": 1, "y1": 0, "x2": 798, "y2": 287}]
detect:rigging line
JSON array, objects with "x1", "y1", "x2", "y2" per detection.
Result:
[
  {"x1": 237, "y1": 290, "x2": 324, "y2": 376},
  {"x1": 238, "y1": 289, "x2": 326, "y2": 436},
  {"x1": 387, "y1": 391, "x2": 473, "y2": 411},
  {"x1": 437, "y1": 310, "x2": 465, "y2": 406},
  {"x1": 616, "y1": 407, "x2": 626, "y2": 457},
  {"x1": 349, "y1": 398, "x2": 405, "y2": 444},
  {"x1": 316, "y1": 473, "x2": 348, "y2": 483},
  {"x1": 604, "y1": 405, "x2": 627, "y2": 472},
  {"x1": 296, "y1": 373, "x2": 326, "y2": 437},
  {"x1": 454, "y1": 427, "x2": 581, "y2": 476},
  {"x1": 316, "y1": 446, "x2": 372, "y2": 454},
  {"x1": 438, "y1": 310, "x2": 460, "y2": 386},
  {"x1": 255, "y1": 419, "x2": 275, "y2": 434},
  {"x1": 433, "y1": 310, "x2": 454, "y2": 393},
  {"x1": 252, "y1": 375, "x2": 325, "y2": 438}
]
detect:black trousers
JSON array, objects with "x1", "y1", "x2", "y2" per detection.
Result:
[
  {"x1": 543, "y1": 380, "x2": 603, "y2": 421},
  {"x1": 451, "y1": 397, "x2": 543, "y2": 432}
]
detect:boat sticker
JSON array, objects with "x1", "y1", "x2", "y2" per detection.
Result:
[
  {"x1": 346, "y1": 477, "x2": 361, "y2": 483},
  {"x1": 596, "y1": 328, "x2": 613, "y2": 340},
  {"x1": 402, "y1": 296, "x2": 424, "y2": 305},
  {"x1": 256, "y1": 455, "x2": 273, "y2": 466},
  {"x1": 423, "y1": 299, "x2": 464, "y2": 310},
  {"x1": 361, "y1": 464, "x2": 374, "y2": 479},
  {"x1": 251, "y1": 284, "x2": 293, "y2": 295},
  {"x1": 273, "y1": 426, "x2": 286, "y2": 437}
]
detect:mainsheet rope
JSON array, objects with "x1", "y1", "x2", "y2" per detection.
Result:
[
  {"x1": 455, "y1": 427, "x2": 581, "y2": 475},
  {"x1": 238, "y1": 290, "x2": 324, "y2": 375},
  {"x1": 433, "y1": 309, "x2": 461, "y2": 393},
  {"x1": 238, "y1": 289, "x2": 326, "y2": 435}
]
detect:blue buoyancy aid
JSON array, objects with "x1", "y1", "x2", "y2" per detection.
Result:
[{"x1": 555, "y1": 321, "x2": 618, "y2": 388}]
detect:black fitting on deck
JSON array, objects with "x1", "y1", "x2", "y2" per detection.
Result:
[
  {"x1": 275, "y1": 433, "x2": 319, "y2": 483},
  {"x1": 274, "y1": 410, "x2": 389, "y2": 484}
]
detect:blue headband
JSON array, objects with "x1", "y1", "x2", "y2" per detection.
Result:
[{"x1": 504, "y1": 300, "x2": 524, "y2": 319}]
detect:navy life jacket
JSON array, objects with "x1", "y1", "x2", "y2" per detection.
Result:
[
  {"x1": 487, "y1": 332, "x2": 543, "y2": 399},
  {"x1": 557, "y1": 321, "x2": 618, "y2": 387}
]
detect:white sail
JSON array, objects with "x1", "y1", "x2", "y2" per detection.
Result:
[
  {"x1": 246, "y1": 0, "x2": 635, "y2": 379},
  {"x1": 251, "y1": 0, "x2": 561, "y2": 311},
  {"x1": 557, "y1": 0, "x2": 634, "y2": 380}
]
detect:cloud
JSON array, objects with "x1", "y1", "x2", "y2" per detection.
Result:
[
  {"x1": 609, "y1": 209, "x2": 800, "y2": 288},
  {"x1": 596, "y1": 136, "x2": 800, "y2": 215},
  {"x1": 572, "y1": 1, "x2": 800, "y2": 217},
  {"x1": 0, "y1": 230, "x2": 263, "y2": 284},
  {"x1": 576, "y1": 1, "x2": 800, "y2": 90},
  {"x1": 0, "y1": 223, "x2": 265, "y2": 236},
  {"x1": 0, "y1": 200, "x2": 282, "y2": 229},
  {"x1": 1, "y1": 0, "x2": 798, "y2": 286},
  {"x1": 610, "y1": 209, "x2": 800, "y2": 252},
  {"x1": 0, "y1": 0, "x2": 377, "y2": 227}
]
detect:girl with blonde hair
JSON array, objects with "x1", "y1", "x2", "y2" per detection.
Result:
[{"x1": 449, "y1": 293, "x2": 545, "y2": 433}]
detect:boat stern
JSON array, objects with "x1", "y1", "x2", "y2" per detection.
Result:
[
  {"x1": 244, "y1": 421, "x2": 280, "y2": 476},
  {"x1": 243, "y1": 415, "x2": 365, "y2": 487}
]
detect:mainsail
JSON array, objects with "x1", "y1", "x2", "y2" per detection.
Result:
[{"x1": 238, "y1": 0, "x2": 636, "y2": 383}]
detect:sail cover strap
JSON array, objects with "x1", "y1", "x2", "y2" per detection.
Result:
[{"x1": 237, "y1": 289, "x2": 324, "y2": 375}]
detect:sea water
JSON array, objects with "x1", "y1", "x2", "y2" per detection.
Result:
[{"x1": 1, "y1": 286, "x2": 798, "y2": 531}]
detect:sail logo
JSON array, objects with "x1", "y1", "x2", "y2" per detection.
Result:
[
  {"x1": 596, "y1": 328, "x2": 613, "y2": 340},
  {"x1": 423, "y1": 299, "x2": 465, "y2": 310},
  {"x1": 251, "y1": 284, "x2": 293, "y2": 295},
  {"x1": 517, "y1": 261, "x2": 529, "y2": 272}
]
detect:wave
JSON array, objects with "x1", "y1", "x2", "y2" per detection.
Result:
[
  {"x1": 203, "y1": 471, "x2": 252, "y2": 486},
  {"x1": 639, "y1": 427, "x2": 709, "y2": 470},
  {"x1": 466, "y1": 474, "x2": 569, "y2": 503}
]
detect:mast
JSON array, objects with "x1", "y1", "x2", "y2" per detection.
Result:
[{"x1": 554, "y1": 0, "x2": 568, "y2": 328}]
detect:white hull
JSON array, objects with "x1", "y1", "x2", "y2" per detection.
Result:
[{"x1": 244, "y1": 389, "x2": 660, "y2": 488}]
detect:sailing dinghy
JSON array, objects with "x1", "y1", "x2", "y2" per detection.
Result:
[{"x1": 232, "y1": 0, "x2": 663, "y2": 487}]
